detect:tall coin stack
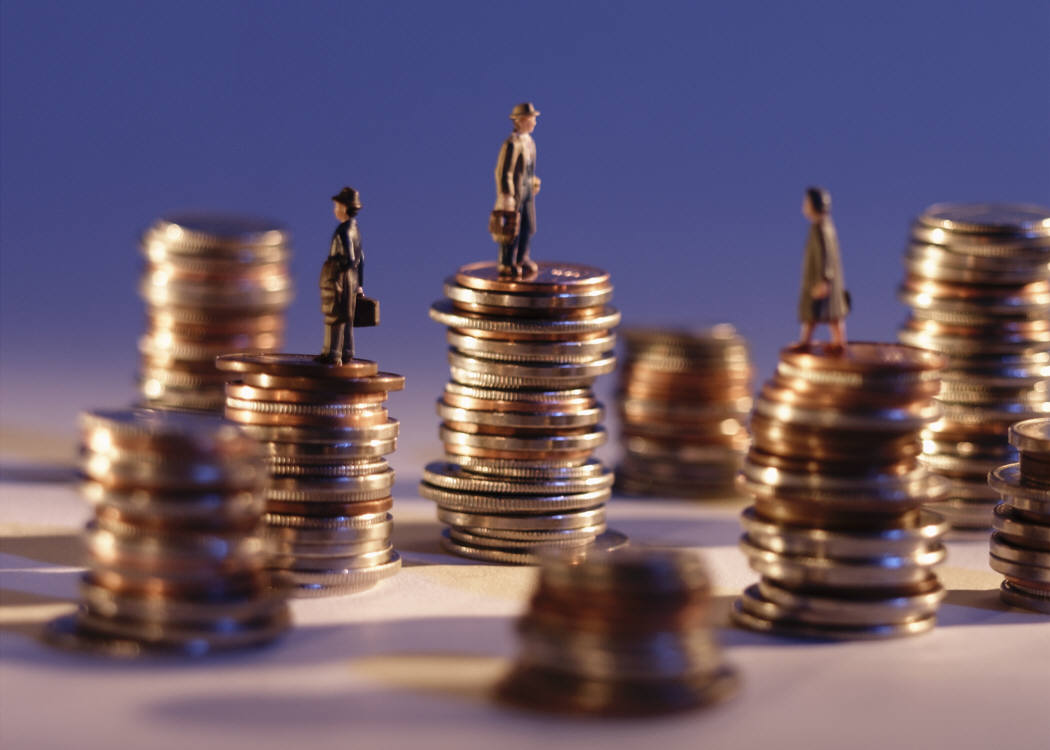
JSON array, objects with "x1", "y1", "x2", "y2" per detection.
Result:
[
  {"x1": 421, "y1": 261, "x2": 623, "y2": 564},
  {"x1": 615, "y1": 325, "x2": 752, "y2": 498},
  {"x1": 732, "y1": 343, "x2": 952, "y2": 639},
  {"x1": 497, "y1": 548, "x2": 738, "y2": 716},
  {"x1": 897, "y1": 203, "x2": 1050, "y2": 528},
  {"x1": 987, "y1": 418, "x2": 1050, "y2": 613},
  {"x1": 46, "y1": 409, "x2": 290, "y2": 656},
  {"x1": 217, "y1": 354, "x2": 404, "y2": 596},
  {"x1": 139, "y1": 216, "x2": 293, "y2": 412}
]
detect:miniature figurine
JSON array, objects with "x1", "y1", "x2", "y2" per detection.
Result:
[
  {"x1": 317, "y1": 187, "x2": 364, "y2": 364},
  {"x1": 797, "y1": 186, "x2": 849, "y2": 349},
  {"x1": 491, "y1": 102, "x2": 541, "y2": 279}
]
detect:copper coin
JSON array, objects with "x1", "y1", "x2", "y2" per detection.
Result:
[
  {"x1": 225, "y1": 381, "x2": 388, "y2": 405},
  {"x1": 450, "y1": 300, "x2": 611, "y2": 319},
  {"x1": 238, "y1": 371, "x2": 405, "y2": 393},
  {"x1": 752, "y1": 496, "x2": 922, "y2": 530},
  {"x1": 746, "y1": 449, "x2": 920, "y2": 479},
  {"x1": 224, "y1": 407, "x2": 388, "y2": 428},
  {"x1": 265, "y1": 497, "x2": 393, "y2": 516},
  {"x1": 749, "y1": 415, "x2": 922, "y2": 462},
  {"x1": 443, "y1": 444, "x2": 595, "y2": 461},
  {"x1": 85, "y1": 570, "x2": 277, "y2": 599},
  {"x1": 769, "y1": 372, "x2": 941, "y2": 405},
  {"x1": 449, "y1": 325, "x2": 614, "y2": 343},
  {"x1": 215, "y1": 353, "x2": 379, "y2": 378},
  {"x1": 441, "y1": 392, "x2": 597, "y2": 414},
  {"x1": 455, "y1": 260, "x2": 610, "y2": 293},
  {"x1": 780, "y1": 341, "x2": 945, "y2": 375}
]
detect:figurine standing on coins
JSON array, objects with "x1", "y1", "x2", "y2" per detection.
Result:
[
  {"x1": 318, "y1": 187, "x2": 365, "y2": 364},
  {"x1": 491, "y1": 103, "x2": 541, "y2": 279},
  {"x1": 797, "y1": 186, "x2": 849, "y2": 349}
]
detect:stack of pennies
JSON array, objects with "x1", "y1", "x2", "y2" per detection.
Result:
[
  {"x1": 897, "y1": 203, "x2": 1050, "y2": 528},
  {"x1": 732, "y1": 342, "x2": 953, "y2": 639},
  {"x1": 987, "y1": 418, "x2": 1050, "y2": 613},
  {"x1": 497, "y1": 547, "x2": 738, "y2": 716},
  {"x1": 138, "y1": 215, "x2": 293, "y2": 412},
  {"x1": 421, "y1": 260, "x2": 625, "y2": 563},
  {"x1": 615, "y1": 325, "x2": 752, "y2": 498},
  {"x1": 45, "y1": 409, "x2": 290, "y2": 656},
  {"x1": 216, "y1": 353, "x2": 404, "y2": 596}
]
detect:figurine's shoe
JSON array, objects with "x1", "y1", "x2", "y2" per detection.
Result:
[
  {"x1": 498, "y1": 264, "x2": 517, "y2": 278},
  {"x1": 315, "y1": 353, "x2": 342, "y2": 365},
  {"x1": 521, "y1": 259, "x2": 538, "y2": 278}
]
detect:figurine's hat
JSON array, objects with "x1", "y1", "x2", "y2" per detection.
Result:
[
  {"x1": 509, "y1": 102, "x2": 541, "y2": 119},
  {"x1": 331, "y1": 187, "x2": 362, "y2": 210}
]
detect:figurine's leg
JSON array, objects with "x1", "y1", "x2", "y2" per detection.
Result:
[
  {"x1": 499, "y1": 242, "x2": 516, "y2": 277},
  {"x1": 829, "y1": 318, "x2": 847, "y2": 350},
  {"x1": 797, "y1": 321, "x2": 816, "y2": 348},
  {"x1": 515, "y1": 208, "x2": 536, "y2": 278},
  {"x1": 317, "y1": 322, "x2": 342, "y2": 364},
  {"x1": 342, "y1": 295, "x2": 356, "y2": 362}
]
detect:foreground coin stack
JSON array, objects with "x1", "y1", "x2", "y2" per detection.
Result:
[
  {"x1": 139, "y1": 215, "x2": 294, "y2": 412},
  {"x1": 897, "y1": 203, "x2": 1050, "y2": 528},
  {"x1": 217, "y1": 354, "x2": 404, "y2": 596},
  {"x1": 46, "y1": 409, "x2": 289, "y2": 656},
  {"x1": 987, "y1": 418, "x2": 1050, "y2": 613},
  {"x1": 421, "y1": 261, "x2": 623, "y2": 563},
  {"x1": 615, "y1": 325, "x2": 752, "y2": 498},
  {"x1": 497, "y1": 547, "x2": 738, "y2": 716},
  {"x1": 733, "y1": 342, "x2": 952, "y2": 639}
]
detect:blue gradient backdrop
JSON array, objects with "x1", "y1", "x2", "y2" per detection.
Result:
[{"x1": 2, "y1": 1, "x2": 1048, "y2": 453}]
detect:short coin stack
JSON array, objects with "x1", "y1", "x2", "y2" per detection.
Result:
[
  {"x1": 217, "y1": 353, "x2": 404, "y2": 596},
  {"x1": 497, "y1": 547, "x2": 738, "y2": 716},
  {"x1": 988, "y1": 418, "x2": 1050, "y2": 613},
  {"x1": 422, "y1": 260, "x2": 622, "y2": 563},
  {"x1": 139, "y1": 215, "x2": 294, "y2": 412},
  {"x1": 733, "y1": 342, "x2": 952, "y2": 639},
  {"x1": 897, "y1": 203, "x2": 1050, "y2": 528},
  {"x1": 46, "y1": 409, "x2": 289, "y2": 656},
  {"x1": 615, "y1": 325, "x2": 752, "y2": 498}
]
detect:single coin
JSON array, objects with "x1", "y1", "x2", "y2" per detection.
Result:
[
  {"x1": 226, "y1": 381, "x2": 388, "y2": 405},
  {"x1": 440, "y1": 529, "x2": 627, "y2": 565},
  {"x1": 215, "y1": 353, "x2": 378, "y2": 378},
  {"x1": 448, "y1": 331, "x2": 615, "y2": 361},
  {"x1": 238, "y1": 419, "x2": 400, "y2": 444},
  {"x1": 779, "y1": 341, "x2": 945, "y2": 376},
  {"x1": 440, "y1": 425, "x2": 606, "y2": 453},
  {"x1": 424, "y1": 461, "x2": 613, "y2": 495},
  {"x1": 457, "y1": 523, "x2": 606, "y2": 542},
  {"x1": 238, "y1": 371, "x2": 406, "y2": 393},
  {"x1": 282, "y1": 551, "x2": 402, "y2": 584},
  {"x1": 988, "y1": 464, "x2": 1050, "y2": 504},
  {"x1": 436, "y1": 506, "x2": 606, "y2": 531},
  {"x1": 421, "y1": 483, "x2": 611, "y2": 513},
  {"x1": 429, "y1": 299, "x2": 621, "y2": 335},
  {"x1": 265, "y1": 497, "x2": 393, "y2": 516},
  {"x1": 448, "y1": 528, "x2": 594, "y2": 551},
  {"x1": 436, "y1": 400, "x2": 603, "y2": 430},
  {"x1": 455, "y1": 260, "x2": 611, "y2": 293},
  {"x1": 1010, "y1": 418, "x2": 1050, "y2": 454},
  {"x1": 263, "y1": 438, "x2": 397, "y2": 461},
  {"x1": 443, "y1": 277, "x2": 612, "y2": 309},
  {"x1": 146, "y1": 214, "x2": 289, "y2": 248},
  {"x1": 446, "y1": 454, "x2": 601, "y2": 478},
  {"x1": 989, "y1": 553, "x2": 1050, "y2": 583}
]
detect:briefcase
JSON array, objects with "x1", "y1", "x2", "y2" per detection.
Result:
[
  {"x1": 353, "y1": 294, "x2": 379, "y2": 327},
  {"x1": 489, "y1": 210, "x2": 519, "y2": 244}
]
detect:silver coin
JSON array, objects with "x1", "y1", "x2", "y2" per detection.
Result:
[
  {"x1": 460, "y1": 523, "x2": 606, "y2": 542},
  {"x1": 999, "y1": 580, "x2": 1050, "y2": 614},
  {"x1": 988, "y1": 464, "x2": 1050, "y2": 503},
  {"x1": 436, "y1": 506, "x2": 606, "y2": 531},
  {"x1": 262, "y1": 438, "x2": 398, "y2": 460},
  {"x1": 267, "y1": 459, "x2": 390, "y2": 478},
  {"x1": 449, "y1": 365, "x2": 609, "y2": 390},
  {"x1": 437, "y1": 400, "x2": 604, "y2": 430},
  {"x1": 443, "y1": 278, "x2": 613, "y2": 309},
  {"x1": 238, "y1": 419, "x2": 400, "y2": 444},
  {"x1": 440, "y1": 425, "x2": 607, "y2": 452},
  {"x1": 269, "y1": 536, "x2": 392, "y2": 558},
  {"x1": 278, "y1": 545, "x2": 396, "y2": 572},
  {"x1": 992, "y1": 503, "x2": 1050, "y2": 546},
  {"x1": 422, "y1": 483, "x2": 611, "y2": 513},
  {"x1": 424, "y1": 461, "x2": 614, "y2": 495},
  {"x1": 754, "y1": 396, "x2": 941, "y2": 432},
  {"x1": 756, "y1": 578, "x2": 945, "y2": 627},
  {"x1": 225, "y1": 397, "x2": 385, "y2": 417},
  {"x1": 440, "y1": 529, "x2": 627, "y2": 565},
  {"x1": 741, "y1": 460, "x2": 934, "y2": 498},
  {"x1": 448, "y1": 528, "x2": 595, "y2": 551},
  {"x1": 448, "y1": 454, "x2": 598, "y2": 476},
  {"x1": 989, "y1": 553, "x2": 1050, "y2": 583},
  {"x1": 266, "y1": 519, "x2": 392, "y2": 545},
  {"x1": 444, "y1": 382, "x2": 593, "y2": 404},
  {"x1": 429, "y1": 299, "x2": 621, "y2": 334},
  {"x1": 448, "y1": 331, "x2": 616, "y2": 361},
  {"x1": 1010, "y1": 418, "x2": 1050, "y2": 453},
  {"x1": 922, "y1": 498, "x2": 994, "y2": 529},
  {"x1": 989, "y1": 532, "x2": 1050, "y2": 567},
  {"x1": 537, "y1": 546, "x2": 708, "y2": 594},
  {"x1": 284, "y1": 552, "x2": 401, "y2": 589}
]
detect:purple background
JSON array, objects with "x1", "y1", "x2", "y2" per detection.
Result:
[{"x1": 2, "y1": 1, "x2": 1049, "y2": 450}]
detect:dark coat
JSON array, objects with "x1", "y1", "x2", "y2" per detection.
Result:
[
  {"x1": 494, "y1": 132, "x2": 537, "y2": 231},
  {"x1": 798, "y1": 218, "x2": 848, "y2": 323},
  {"x1": 319, "y1": 219, "x2": 363, "y2": 323}
]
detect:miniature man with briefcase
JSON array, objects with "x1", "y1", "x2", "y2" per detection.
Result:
[
  {"x1": 317, "y1": 186, "x2": 378, "y2": 364},
  {"x1": 490, "y1": 102, "x2": 541, "y2": 279}
]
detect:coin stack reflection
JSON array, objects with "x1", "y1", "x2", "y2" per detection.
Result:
[
  {"x1": 732, "y1": 343, "x2": 951, "y2": 639},
  {"x1": 615, "y1": 325, "x2": 752, "y2": 498},
  {"x1": 218, "y1": 354, "x2": 404, "y2": 596},
  {"x1": 987, "y1": 418, "x2": 1050, "y2": 613},
  {"x1": 497, "y1": 548, "x2": 738, "y2": 716},
  {"x1": 46, "y1": 409, "x2": 289, "y2": 656},
  {"x1": 139, "y1": 216, "x2": 293, "y2": 412},
  {"x1": 897, "y1": 203, "x2": 1050, "y2": 528},
  {"x1": 421, "y1": 261, "x2": 623, "y2": 563}
]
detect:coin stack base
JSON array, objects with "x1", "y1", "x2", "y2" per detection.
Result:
[
  {"x1": 897, "y1": 203, "x2": 1050, "y2": 529},
  {"x1": 218, "y1": 353, "x2": 404, "y2": 596},
  {"x1": 733, "y1": 343, "x2": 950, "y2": 640}
]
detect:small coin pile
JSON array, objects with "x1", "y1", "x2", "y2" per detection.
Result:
[
  {"x1": 897, "y1": 203, "x2": 1050, "y2": 528},
  {"x1": 217, "y1": 353, "x2": 404, "y2": 596},
  {"x1": 615, "y1": 325, "x2": 752, "y2": 498},
  {"x1": 732, "y1": 342, "x2": 952, "y2": 639},
  {"x1": 46, "y1": 409, "x2": 289, "y2": 656},
  {"x1": 421, "y1": 260, "x2": 623, "y2": 563},
  {"x1": 988, "y1": 418, "x2": 1050, "y2": 613},
  {"x1": 139, "y1": 215, "x2": 294, "y2": 412},
  {"x1": 497, "y1": 547, "x2": 738, "y2": 716}
]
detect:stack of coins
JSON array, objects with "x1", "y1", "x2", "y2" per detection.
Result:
[
  {"x1": 46, "y1": 409, "x2": 289, "y2": 656},
  {"x1": 421, "y1": 261, "x2": 623, "y2": 563},
  {"x1": 497, "y1": 547, "x2": 738, "y2": 716},
  {"x1": 732, "y1": 342, "x2": 952, "y2": 639},
  {"x1": 897, "y1": 203, "x2": 1050, "y2": 528},
  {"x1": 988, "y1": 418, "x2": 1050, "y2": 613},
  {"x1": 139, "y1": 215, "x2": 294, "y2": 412},
  {"x1": 615, "y1": 325, "x2": 752, "y2": 498},
  {"x1": 217, "y1": 354, "x2": 404, "y2": 596}
]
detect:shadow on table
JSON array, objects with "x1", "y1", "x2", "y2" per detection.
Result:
[
  {"x1": 0, "y1": 461, "x2": 77, "y2": 484},
  {"x1": 936, "y1": 588, "x2": 1045, "y2": 626},
  {"x1": 391, "y1": 519, "x2": 473, "y2": 567},
  {"x1": 612, "y1": 516, "x2": 742, "y2": 548},
  {"x1": 1, "y1": 532, "x2": 85, "y2": 568}
]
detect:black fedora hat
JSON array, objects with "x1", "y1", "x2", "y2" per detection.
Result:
[
  {"x1": 331, "y1": 186, "x2": 362, "y2": 210},
  {"x1": 509, "y1": 102, "x2": 541, "y2": 119}
]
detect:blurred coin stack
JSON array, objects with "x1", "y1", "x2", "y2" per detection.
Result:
[
  {"x1": 497, "y1": 548, "x2": 738, "y2": 716},
  {"x1": 897, "y1": 203, "x2": 1050, "y2": 529},
  {"x1": 421, "y1": 261, "x2": 623, "y2": 563},
  {"x1": 733, "y1": 343, "x2": 952, "y2": 639},
  {"x1": 139, "y1": 216, "x2": 294, "y2": 412},
  {"x1": 615, "y1": 325, "x2": 752, "y2": 498},
  {"x1": 987, "y1": 418, "x2": 1050, "y2": 613},
  {"x1": 46, "y1": 409, "x2": 289, "y2": 656},
  {"x1": 217, "y1": 353, "x2": 404, "y2": 596}
]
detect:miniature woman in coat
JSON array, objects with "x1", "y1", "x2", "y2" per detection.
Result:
[
  {"x1": 317, "y1": 187, "x2": 364, "y2": 364},
  {"x1": 797, "y1": 186, "x2": 848, "y2": 349}
]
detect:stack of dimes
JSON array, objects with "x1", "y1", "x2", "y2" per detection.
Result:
[
  {"x1": 422, "y1": 260, "x2": 623, "y2": 564},
  {"x1": 897, "y1": 203, "x2": 1050, "y2": 528},
  {"x1": 987, "y1": 418, "x2": 1050, "y2": 613},
  {"x1": 139, "y1": 216, "x2": 293, "y2": 412},
  {"x1": 217, "y1": 354, "x2": 404, "y2": 596},
  {"x1": 615, "y1": 325, "x2": 752, "y2": 498},
  {"x1": 497, "y1": 548, "x2": 738, "y2": 716},
  {"x1": 732, "y1": 343, "x2": 952, "y2": 639},
  {"x1": 46, "y1": 409, "x2": 289, "y2": 656}
]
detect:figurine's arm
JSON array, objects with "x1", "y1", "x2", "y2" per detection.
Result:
[{"x1": 494, "y1": 138, "x2": 518, "y2": 212}]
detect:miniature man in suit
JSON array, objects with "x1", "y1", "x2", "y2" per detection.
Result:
[
  {"x1": 317, "y1": 187, "x2": 364, "y2": 364},
  {"x1": 797, "y1": 186, "x2": 849, "y2": 350},
  {"x1": 493, "y1": 102, "x2": 542, "y2": 278}
]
